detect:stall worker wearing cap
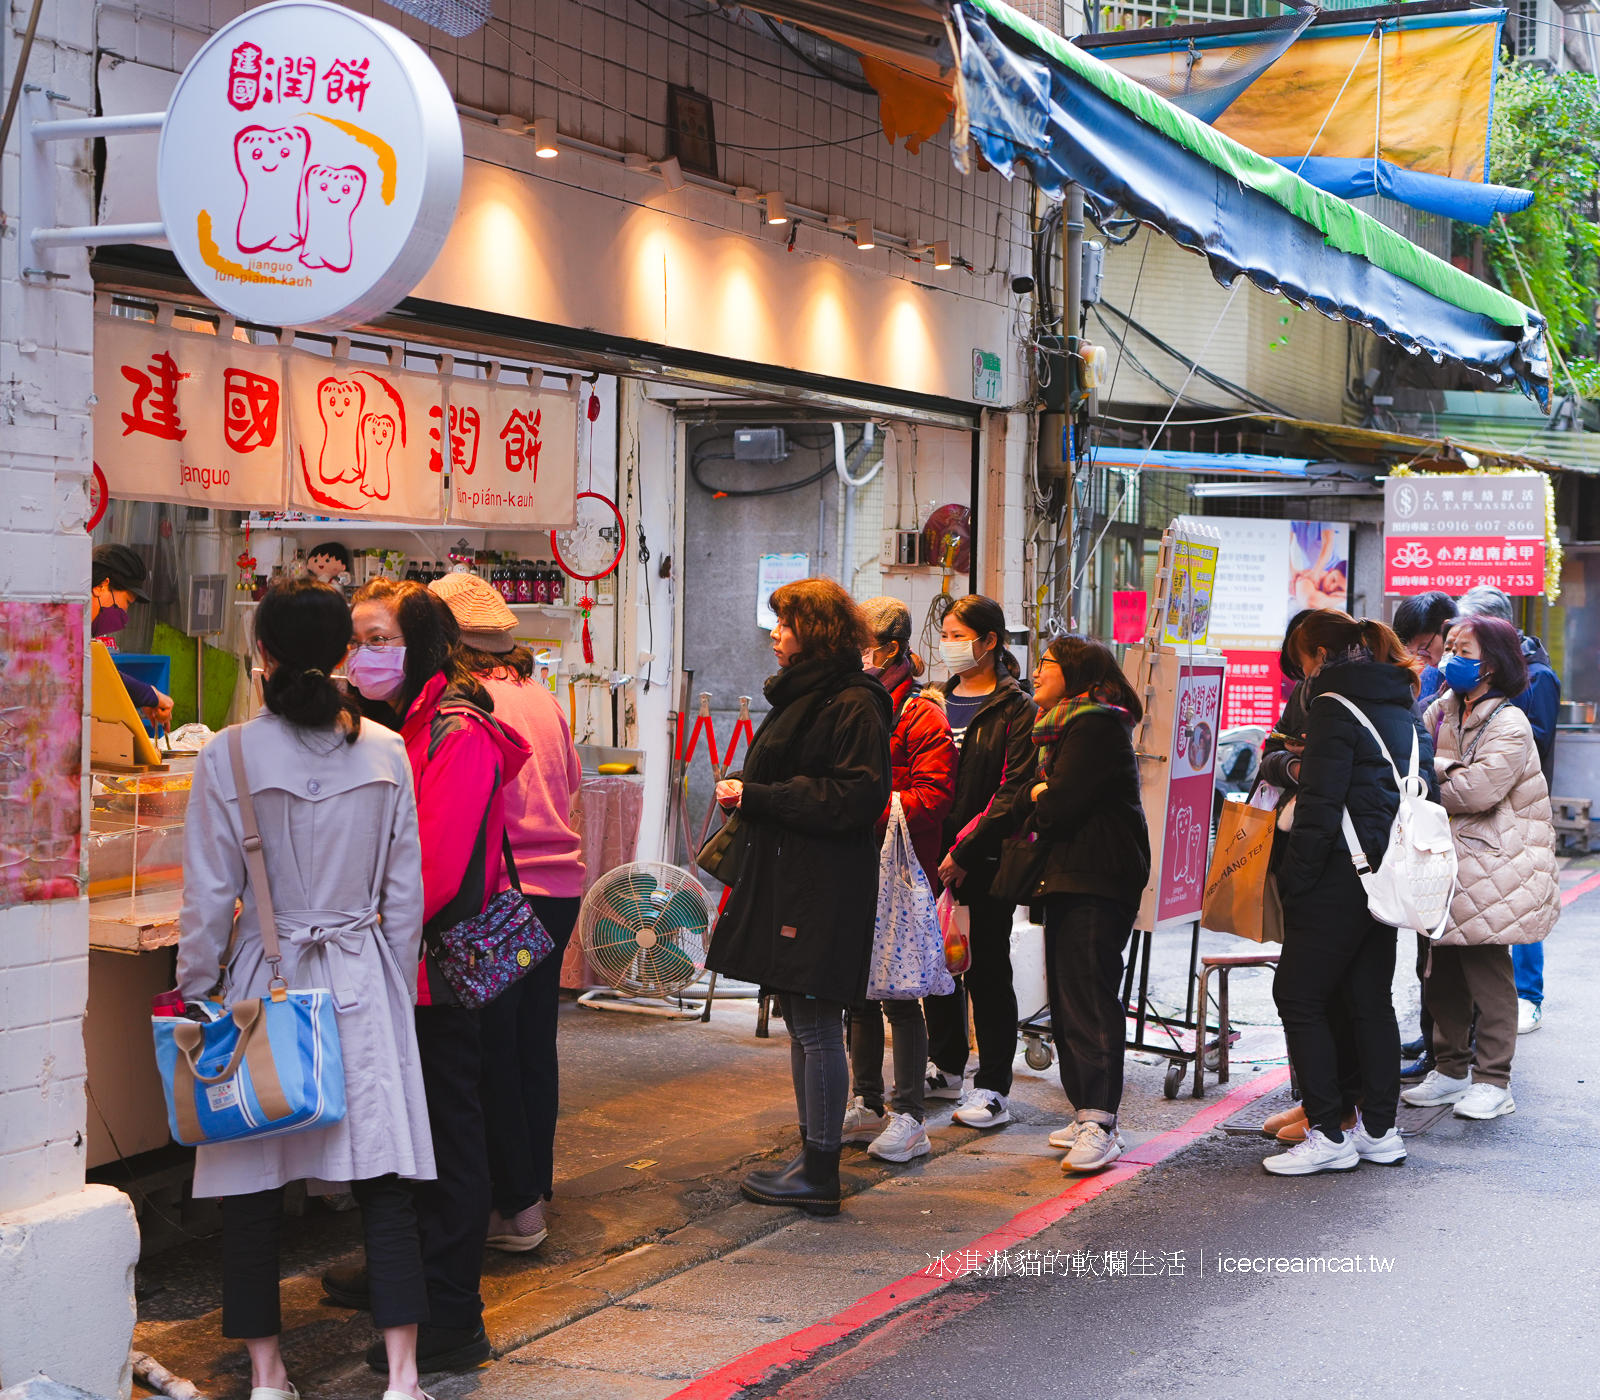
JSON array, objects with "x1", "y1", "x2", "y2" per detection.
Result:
[{"x1": 92, "y1": 543, "x2": 174, "y2": 725}]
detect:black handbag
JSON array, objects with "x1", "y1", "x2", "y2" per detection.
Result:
[
  {"x1": 695, "y1": 807, "x2": 747, "y2": 887},
  {"x1": 989, "y1": 819, "x2": 1052, "y2": 905}
]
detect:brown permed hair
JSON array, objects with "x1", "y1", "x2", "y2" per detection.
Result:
[
  {"x1": 768, "y1": 577, "x2": 873, "y2": 663},
  {"x1": 1291, "y1": 609, "x2": 1423, "y2": 693},
  {"x1": 1449, "y1": 615, "x2": 1529, "y2": 698}
]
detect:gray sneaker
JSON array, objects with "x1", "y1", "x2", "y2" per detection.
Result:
[
  {"x1": 868, "y1": 1111, "x2": 931, "y2": 1162},
  {"x1": 1063, "y1": 1122, "x2": 1124, "y2": 1173},
  {"x1": 840, "y1": 1096, "x2": 889, "y2": 1143},
  {"x1": 1401, "y1": 1069, "x2": 1471, "y2": 1107}
]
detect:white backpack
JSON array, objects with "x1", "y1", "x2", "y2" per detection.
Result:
[{"x1": 1317, "y1": 693, "x2": 1457, "y2": 940}]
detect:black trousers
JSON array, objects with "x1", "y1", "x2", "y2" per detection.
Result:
[
  {"x1": 414, "y1": 1003, "x2": 490, "y2": 1331},
  {"x1": 479, "y1": 894, "x2": 582, "y2": 1215},
  {"x1": 1044, "y1": 893, "x2": 1137, "y2": 1122},
  {"x1": 924, "y1": 890, "x2": 1017, "y2": 1095},
  {"x1": 848, "y1": 997, "x2": 928, "y2": 1120},
  {"x1": 222, "y1": 1175, "x2": 426, "y2": 1339},
  {"x1": 1274, "y1": 905, "x2": 1401, "y2": 1137}
]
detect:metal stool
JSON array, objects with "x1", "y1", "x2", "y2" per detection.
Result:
[{"x1": 1192, "y1": 954, "x2": 1279, "y2": 1098}]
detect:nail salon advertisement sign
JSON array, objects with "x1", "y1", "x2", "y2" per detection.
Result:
[
  {"x1": 94, "y1": 315, "x2": 577, "y2": 525},
  {"x1": 156, "y1": 0, "x2": 463, "y2": 330}
]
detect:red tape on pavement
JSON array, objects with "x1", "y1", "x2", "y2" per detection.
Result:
[
  {"x1": 667, "y1": 1065, "x2": 1291, "y2": 1400},
  {"x1": 1562, "y1": 868, "x2": 1600, "y2": 907}
]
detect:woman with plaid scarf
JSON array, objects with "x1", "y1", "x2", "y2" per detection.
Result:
[{"x1": 1012, "y1": 636, "x2": 1150, "y2": 1174}]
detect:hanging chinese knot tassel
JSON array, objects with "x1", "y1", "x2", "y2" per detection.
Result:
[{"x1": 579, "y1": 593, "x2": 595, "y2": 664}]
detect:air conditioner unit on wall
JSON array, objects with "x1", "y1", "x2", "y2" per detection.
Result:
[{"x1": 1517, "y1": 0, "x2": 1561, "y2": 66}]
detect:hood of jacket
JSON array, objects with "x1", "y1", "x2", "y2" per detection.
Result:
[
  {"x1": 1521, "y1": 632, "x2": 1551, "y2": 667},
  {"x1": 1306, "y1": 656, "x2": 1417, "y2": 711},
  {"x1": 403, "y1": 672, "x2": 532, "y2": 785}
]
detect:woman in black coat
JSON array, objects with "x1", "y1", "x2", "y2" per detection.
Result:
[
  {"x1": 927, "y1": 595, "x2": 1039, "y2": 1129},
  {"x1": 706, "y1": 578, "x2": 892, "y2": 1215},
  {"x1": 1268, "y1": 610, "x2": 1437, "y2": 1178},
  {"x1": 1010, "y1": 636, "x2": 1149, "y2": 1175}
]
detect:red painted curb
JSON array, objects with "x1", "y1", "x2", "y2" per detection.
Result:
[
  {"x1": 666, "y1": 1065, "x2": 1292, "y2": 1400},
  {"x1": 1562, "y1": 868, "x2": 1600, "y2": 907}
]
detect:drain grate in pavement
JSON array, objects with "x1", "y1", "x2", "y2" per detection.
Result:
[{"x1": 1218, "y1": 1084, "x2": 1452, "y2": 1138}]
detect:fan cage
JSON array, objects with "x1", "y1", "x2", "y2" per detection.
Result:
[{"x1": 579, "y1": 862, "x2": 711, "y2": 998}]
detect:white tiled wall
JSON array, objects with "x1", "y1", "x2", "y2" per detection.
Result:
[
  {"x1": 98, "y1": 0, "x2": 1031, "y2": 305},
  {"x1": 3, "y1": 0, "x2": 97, "y2": 1217}
]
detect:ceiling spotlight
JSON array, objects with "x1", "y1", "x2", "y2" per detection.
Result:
[
  {"x1": 658, "y1": 155, "x2": 685, "y2": 191},
  {"x1": 623, "y1": 151, "x2": 651, "y2": 169},
  {"x1": 931, "y1": 240, "x2": 951, "y2": 269},
  {"x1": 854, "y1": 222, "x2": 876, "y2": 250},
  {"x1": 734, "y1": 186, "x2": 759, "y2": 202},
  {"x1": 532, "y1": 117, "x2": 559, "y2": 158},
  {"x1": 764, "y1": 191, "x2": 788, "y2": 225}
]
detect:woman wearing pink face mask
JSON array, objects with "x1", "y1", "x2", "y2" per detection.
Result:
[{"x1": 328, "y1": 579, "x2": 531, "y2": 1376}]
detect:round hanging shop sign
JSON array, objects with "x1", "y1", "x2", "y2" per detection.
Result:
[{"x1": 157, "y1": 0, "x2": 463, "y2": 331}]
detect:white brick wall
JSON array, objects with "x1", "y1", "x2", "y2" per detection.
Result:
[
  {"x1": 3, "y1": 0, "x2": 97, "y2": 1218},
  {"x1": 105, "y1": 0, "x2": 1030, "y2": 302}
]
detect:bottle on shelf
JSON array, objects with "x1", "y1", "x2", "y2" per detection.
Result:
[
  {"x1": 515, "y1": 559, "x2": 533, "y2": 604},
  {"x1": 531, "y1": 558, "x2": 549, "y2": 605},
  {"x1": 546, "y1": 561, "x2": 564, "y2": 606}
]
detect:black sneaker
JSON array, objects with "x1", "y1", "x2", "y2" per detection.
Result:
[
  {"x1": 367, "y1": 1322, "x2": 491, "y2": 1373},
  {"x1": 924, "y1": 1061, "x2": 966, "y2": 1101},
  {"x1": 321, "y1": 1263, "x2": 370, "y2": 1309}
]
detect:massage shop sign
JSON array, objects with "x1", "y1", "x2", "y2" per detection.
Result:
[
  {"x1": 1384, "y1": 473, "x2": 1548, "y2": 596},
  {"x1": 93, "y1": 314, "x2": 578, "y2": 526}
]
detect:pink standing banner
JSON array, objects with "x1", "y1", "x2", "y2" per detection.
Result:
[{"x1": 1157, "y1": 662, "x2": 1225, "y2": 924}]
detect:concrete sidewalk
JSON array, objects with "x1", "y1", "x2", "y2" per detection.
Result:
[{"x1": 130, "y1": 964, "x2": 1277, "y2": 1398}]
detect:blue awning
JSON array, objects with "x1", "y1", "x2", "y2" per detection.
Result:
[
  {"x1": 1090, "y1": 447, "x2": 1314, "y2": 475},
  {"x1": 1270, "y1": 157, "x2": 1534, "y2": 227},
  {"x1": 953, "y1": 0, "x2": 1548, "y2": 405}
]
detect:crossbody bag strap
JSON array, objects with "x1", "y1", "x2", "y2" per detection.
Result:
[
  {"x1": 1315, "y1": 692, "x2": 1406, "y2": 881},
  {"x1": 228, "y1": 725, "x2": 288, "y2": 1001}
]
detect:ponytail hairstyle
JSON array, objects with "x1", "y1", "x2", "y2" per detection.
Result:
[
  {"x1": 1045, "y1": 634, "x2": 1143, "y2": 724},
  {"x1": 254, "y1": 576, "x2": 364, "y2": 740},
  {"x1": 1291, "y1": 609, "x2": 1423, "y2": 692},
  {"x1": 350, "y1": 577, "x2": 491, "y2": 717},
  {"x1": 947, "y1": 594, "x2": 1022, "y2": 680}
]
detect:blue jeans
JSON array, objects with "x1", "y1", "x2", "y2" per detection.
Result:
[
  {"x1": 1512, "y1": 942, "x2": 1543, "y2": 1005},
  {"x1": 779, "y1": 993, "x2": 850, "y2": 1151}
]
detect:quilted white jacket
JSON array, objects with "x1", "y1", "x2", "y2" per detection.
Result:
[{"x1": 1423, "y1": 692, "x2": 1559, "y2": 948}]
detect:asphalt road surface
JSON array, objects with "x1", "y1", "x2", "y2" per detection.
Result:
[{"x1": 743, "y1": 889, "x2": 1600, "y2": 1399}]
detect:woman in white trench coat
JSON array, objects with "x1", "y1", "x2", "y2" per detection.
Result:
[{"x1": 177, "y1": 578, "x2": 435, "y2": 1399}]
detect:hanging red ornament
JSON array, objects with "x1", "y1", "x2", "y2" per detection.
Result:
[{"x1": 579, "y1": 593, "x2": 596, "y2": 664}]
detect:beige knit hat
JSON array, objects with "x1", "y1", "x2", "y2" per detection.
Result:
[{"x1": 430, "y1": 571, "x2": 518, "y2": 653}]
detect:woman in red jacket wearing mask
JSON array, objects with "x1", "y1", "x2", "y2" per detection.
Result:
[
  {"x1": 329, "y1": 579, "x2": 531, "y2": 1377},
  {"x1": 840, "y1": 597, "x2": 957, "y2": 1163}
]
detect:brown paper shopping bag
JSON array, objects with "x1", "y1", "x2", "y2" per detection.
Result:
[{"x1": 1202, "y1": 797, "x2": 1283, "y2": 943}]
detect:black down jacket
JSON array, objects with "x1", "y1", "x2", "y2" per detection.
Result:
[
  {"x1": 1012, "y1": 707, "x2": 1150, "y2": 908},
  {"x1": 705, "y1": 655, "x2": 893, "y2": 1004},
  {"x1": 939, "y1": 674, "x2": 1038, "y2": 902},
  {"x1": 1276, "y1": 658, "x2": 1438, "y2": 935}
]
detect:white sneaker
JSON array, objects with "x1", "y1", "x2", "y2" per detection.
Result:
[
  {"x1": 1517, "y1": 999, "x2": 1543, "y2": 1035},
  {"x1": 1047, "y1": 1122, "x2": 1083, "y2": 1150},
  {"x1": 952, "y1": 1089, "x2": 1012, "y2": 1128},
  {"x1": 1063, "y1": 1122, "x2": 1124, "y2": 1173},
  {"x1": 1349, "y1": 1113, "x2": 1406, "y2": 1165},
  {"x1": 487, "y1": 1200, "x2": 548, "y2": 1252},
  {"x1": 840, "y1": 1096, "x2": 889, "y2": 1143},
  {"x1": 924, "y1": 1063, "x2": 966, "y2": 1101},
  {"x1": 250, "y1": 1387, "x2": 298, "y2": 1400},
  {"x1": 1454, "y1": 1082, "x2": 1516, "y2": 1120},
  {"x1": 1401, "y1": 1069, "x2": 1472, "y2": 1107},
  {"x1": 1262, "y1": 1126, "x2": 1359, "y2": 1176},
  {"x1": 868, "y1": 1111, "x2": 931, "y2": 1162}
]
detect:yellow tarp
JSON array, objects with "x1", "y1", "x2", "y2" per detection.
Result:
[
  {"x1": 861, "y1": 54, "x2": 955, "y2": 153},
  {"x1": 1211, "y1": 19, "x2": 1497, "y2": 182}
]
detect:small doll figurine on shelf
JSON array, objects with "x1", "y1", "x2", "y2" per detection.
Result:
[{"x1": 305, "y1": 541, "x2": 354, "y2": 590}]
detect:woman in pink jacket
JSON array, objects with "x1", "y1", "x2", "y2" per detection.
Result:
[
  {"x1": 331, "y1": 578, "x2": 530, "y2": 1377},
  {"x1": 431, "y1": 573, "x2": 586, "y2": 1255}
]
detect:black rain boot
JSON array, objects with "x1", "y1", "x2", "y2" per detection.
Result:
[{"x1": 741, "y1": 1144, "x2": 841, "y2": 1216}]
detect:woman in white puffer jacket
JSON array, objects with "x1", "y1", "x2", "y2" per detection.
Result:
[{"x1": 1404, "y1": 615, "x2": 1559, "y2": 1122}]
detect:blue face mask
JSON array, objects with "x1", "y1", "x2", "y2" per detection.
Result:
[{"x1": 1442, "y1": 654, "x2": 1482, "y2": 694}]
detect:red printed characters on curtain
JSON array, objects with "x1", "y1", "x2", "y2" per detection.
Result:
[
  {"x1": 223, "y1": 368, "x2": 280, "y2": 453},
  {"x1": 299, "y1": 369, "x2": 407, "y2": 509},
  {"x1": 235, "y1": 126, "x2": 311, "y2": 253},
  {"x1": 121, "y1": 352, "x2": 188, "y2": 441},
  {"x1": 426, "y1": 403, "x2": 482, "y2": 475},
  {"x1": 300, "y1": 165, "x2": 366, "y2": 271},
  {"x1": 500, "y1": 407, "x2": 542, "y2": 478}
]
